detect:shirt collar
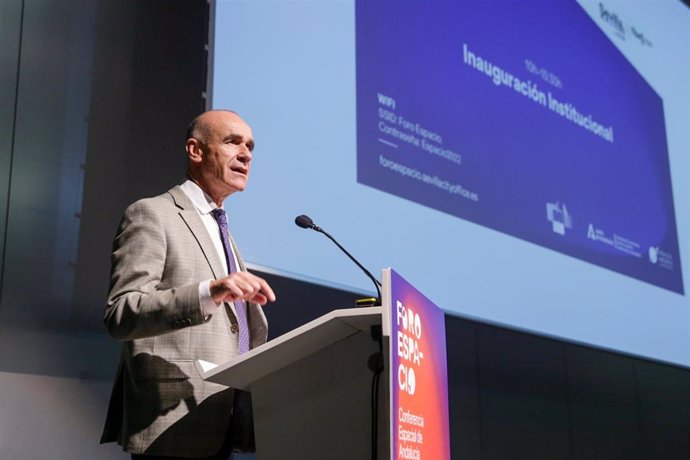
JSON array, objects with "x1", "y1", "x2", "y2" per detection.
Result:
[{"x1": 179, "y1": 180, "x2": 221, "y2": 214}]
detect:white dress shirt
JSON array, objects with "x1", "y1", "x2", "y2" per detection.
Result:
[{"x1": 179, "y1": 179, "x2": 239, "y2": 316}]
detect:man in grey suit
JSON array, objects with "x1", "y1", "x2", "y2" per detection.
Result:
[{"x1": 101, "y1": 110, "x2": 276, "y2": 459}]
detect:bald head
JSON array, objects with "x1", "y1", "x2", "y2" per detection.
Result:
[{"x1": 186, "y1": 110, "x2": 239, "y2": 143}]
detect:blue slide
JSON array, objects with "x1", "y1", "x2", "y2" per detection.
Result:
[{"x1": 356, "y1": 0, "x2": 683, "y2": 293}]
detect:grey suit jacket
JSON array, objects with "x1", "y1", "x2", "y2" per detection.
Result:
[{"x1": 100, "y1": 186, "x2": 268, "y2": 457}]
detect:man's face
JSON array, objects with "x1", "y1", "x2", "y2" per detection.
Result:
[{"x1": 189, "y1": 111, "x2": 255, "y2": 203}]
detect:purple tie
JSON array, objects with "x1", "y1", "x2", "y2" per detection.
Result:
[{"x1": 210, "y1": 208, "x2": 250, "y2": 353}]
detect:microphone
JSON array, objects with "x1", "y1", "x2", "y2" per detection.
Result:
[
  {"x1": 294, "y1": 214, "x2": 382, "y2": 304},
  {"x1": 295, "y1": 214, "x2": 320, "y2": 231}
]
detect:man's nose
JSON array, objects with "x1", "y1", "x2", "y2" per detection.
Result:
[{"x1": 239, "y1": 146, "x2": 252, "y2": 163}]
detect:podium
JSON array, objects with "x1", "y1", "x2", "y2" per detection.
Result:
[
  {"x1": 196, "y1": 306, "x2": 390, "y2": 459},
  {"x1": 196, "y1": 269, "x2": 450, "y2": 460}
]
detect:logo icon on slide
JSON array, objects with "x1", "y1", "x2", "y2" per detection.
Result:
[
  {"x1": 546, "y1": 201, "x2": 572, "y2": 235},
  {"x1": 647, "y1": 246, "x2": 675, "y2": 270},
  {"x1": 648, "y1": 246, "x2": 659, "y2": 264}
]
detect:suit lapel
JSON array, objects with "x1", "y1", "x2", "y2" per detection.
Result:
[{"x1": 168, "y1": 186, "x2": 225, "y2": 280}]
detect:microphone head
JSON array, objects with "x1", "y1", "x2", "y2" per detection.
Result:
[{"x1": 295, "y1": 214, "x2": 315, "y2": 229}]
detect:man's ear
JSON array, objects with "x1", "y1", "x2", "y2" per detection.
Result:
[{"x1": 186, "y1": 138, "x2": 203, "y2": 163}]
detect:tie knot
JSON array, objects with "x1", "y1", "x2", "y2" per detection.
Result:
[{"x1": 210, "y1": 208, "x2": 227, "y2": 226}]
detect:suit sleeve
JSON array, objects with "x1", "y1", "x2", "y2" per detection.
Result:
[{"x1": 104, "y1": 199, "x2": 208, "y2": 341}]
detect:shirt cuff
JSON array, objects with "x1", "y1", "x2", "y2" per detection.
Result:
[{"x1": 199, "y1": 279, "x2": 221, "y2": 317}]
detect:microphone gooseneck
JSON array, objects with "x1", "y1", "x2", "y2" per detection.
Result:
[{"x1": 294, "y1": 214, "x2": 382, "y2": 303}]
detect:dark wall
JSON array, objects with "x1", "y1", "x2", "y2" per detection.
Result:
[
  {"x1": 446, "y1": 317, "x2": 690, "y2": 459},
  {"x1": 0, "y1": 0, "x2": 22, "y2": 289},
  {"x1": 73, "y1": 0, "x2": 209, "y2": 333}
]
